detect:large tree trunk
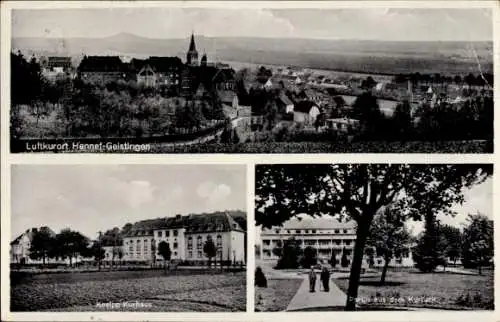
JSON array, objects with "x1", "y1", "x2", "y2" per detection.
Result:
[
  {"x1": 380, "y1": 254, "x2": 390, "y2": 284},
  {"x1": 345, "y1": 217, "x2": 373, "y2": 311}
]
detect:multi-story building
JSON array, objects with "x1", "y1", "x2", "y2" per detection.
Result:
[
  {"x1": 122, "y1": 212, "x2": 246, "y2": 265},
  {"x1": 260, "y1": 217, "x2": 414, "y2": 268}
]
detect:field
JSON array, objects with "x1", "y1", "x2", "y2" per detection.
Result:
[
  {"x1": 334, "y1": 269, "x2": 494, "y2": 310},
  {"x1": 255, "y1": 279, "x2": 303, "y2": 312},
  {"x1": 11, "y1": 269, "x2": 246, "y2": 312}
]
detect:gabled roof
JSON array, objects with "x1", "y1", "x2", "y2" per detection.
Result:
[
  {"x1": 138, "y1": 64, "x2": 155, "y2": 76},
  {"x1": 48, "y1": 57, "x2": 72, "y2": 69},
  {"x1": 263, "y1": 216, "x2": 356, "y2": 231},
  {"x1": 78, "y1": 56, "x2": 124, "y2": 72},
  {"x1": 11, "y1": 226, "x2": 56, "y2": 245},
  {"x1": 188, "y1": 33, "x2": 197, "y2": 52},
  {"x1": 122, "y1": 211, "x2": 246, "y2": 237},
  {"x1": 212, "y1": 68, "x2": 236, "y2": 83},
  {"x1": 294, "y1": 100, "x2": 318, "y2": 113},
  {"x1": 184, "y1": 211, "x2": 245, "y2": 234}
]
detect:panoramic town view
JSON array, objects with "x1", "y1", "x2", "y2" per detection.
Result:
[
  {"x1": 10, "y1": 165, "x2": 247, "y2": 312},
  {"x1": 10, "y1": 8, "x2": 494, "y2": 153},
  {"x1": 254, "y1": 164, "x2": 494, "y2": 311}
]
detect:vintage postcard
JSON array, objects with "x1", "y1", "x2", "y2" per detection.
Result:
[
  {"x1": 5, "y1": 2, "x2": 495, "y2": 153},
  {"x1": 0, "y1": 1, "x2": 498, "y2": 322}
]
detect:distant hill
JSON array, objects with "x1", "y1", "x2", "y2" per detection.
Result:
[{"x1": 12, "y1": 33, "x2": 493, "y2": 75}]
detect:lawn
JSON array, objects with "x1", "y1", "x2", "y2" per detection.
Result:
[
  {"x1": 334, "y1": 269, "x2": 494, "y2": 310},
  {"x1": 11, "y1": 270, "x2": 246, "y2": 312},
  {"x1": 255, "y1": 279, "x2": 303, "y2": 312}
]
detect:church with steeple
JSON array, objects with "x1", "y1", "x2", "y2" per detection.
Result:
[{"x1": 186, "y1": 33, "x2": 199, "y2": 66}]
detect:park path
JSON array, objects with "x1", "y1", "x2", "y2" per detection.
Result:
[{"x1": 286, "y1": 275, "x2": 347, "y2": 311}]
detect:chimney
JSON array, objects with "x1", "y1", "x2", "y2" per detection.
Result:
[{"x1": 175, "y1": 214, "x2": 182, "y2": 220}]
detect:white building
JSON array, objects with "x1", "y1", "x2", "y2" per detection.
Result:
[
  {"x1": 260, "y1": 217, "x2": 414, "y2": 268},
  {"x1": 122, "y1": 212, "x2": 246, "y2": 265},
  {"x1": 293, "y1": 101, "x2": 321, "y2": 125}
]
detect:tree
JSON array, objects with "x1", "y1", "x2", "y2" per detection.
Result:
[
  {"x1": 413, "y1": 221, "x2": 448, "y2": 273},
  {"x1": 29, "y1": 229, "x2": 55, "y2": 266},
  {"x1": 462, "y1": 213, "x2": 493, "y2": 275},
  {"x1": 203, "y1": 237, "x2": 217, "y2": 268},
  {"x1": 440, "y1": 224, "x2": 462, "y2": 265},
  {"x1": 255, "y1": 164, "x2": 491, "y2": 310},
  {"x1": 91, "y1": 242, "x2": 105, "y2": 271},
  {"x1": 301, "y1": 246, "x2": 317, "y2": 268},
  {"x1": 366, "y1": 204, "x2": 410, "y2": 283},
  {"x1": 392, "y1": 100, "x2": 413, "y2": 139},
  {"x1": 341, "y1": 248, "x2": 349, "y2": 268},
  {"x1": 54, "y1": 229, "x2": 90, "y2": 267},
  {"x1": 351, "y1": 92, "x2": 383, "y2": 138},
  {"x1": 361, "y1": 76, "x2": 376, "y2": 90},
  {"x1": 158, "y1": 241, "x2": 172, "y2": 271},
  {"x1": 330, "y1": 251, "x2": 337, "y2": 268},
  {"x1": 275, "y1": 237, "x2": 301, "y2": 269}
]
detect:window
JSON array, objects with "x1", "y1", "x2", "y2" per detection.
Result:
[
  {"x1": 187, "y1": 237, "x2": 193, "y2": 250},
  {"x1": 275, "y1": 229, "x2": 280, "y2": 234},
  {"x1": 217, "y1": 249, "x2": 222, "y2": 258},
  {"x1": 263, "y1": 239, "x2": 270, "y2": 246},
  {"x1": 305, "y1": 230, "x2": 309, "y2": 233},
  {"x1": 188, "y1": 251, "x2": 193, "y2": 258},
  {"x1": 158, "y1": 231, "x2": 162, "y2": 237},
  {"x1": 166, "y1": 230, "x2": 170, "y2": 237},
  {"x1": 345, "y1": 240, "x2": 351, "y2": 246},
  {"x1": 197, "y1": 251, "x2": 203, "y2": 258},
  {"x1": 216, "y1": 235, "x2": 222, "y2": 249},
  {"x1": 287, "y1": 230, "x2": 291, "y2": 234},
  {"x1": 311, "y1": 230, "x2": 316, "y2": 234},
  {"x1": 173, "y1": 242, "x2": 178, "y2": 249},
  {"x1": 343, "y1": 229, "x2": 348, "y2": 234},
  {"x1": 334, "y1": 229, "x2": 340, "y2": 234},
  {"x1": 296, "y1": 230, "x2": 301, "y2": 234},
  {"x1": 197, "y1": 236, "x2": 203, "y2": 249},
  {"x1": 173, "y1": 230, "x2": 178, "y2": 237},
  {"x1": 174, "y1": 251, "x2": 177, "y2": 257}
]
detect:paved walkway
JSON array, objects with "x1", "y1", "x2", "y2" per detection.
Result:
[{"x1": 286, "y1": 276, "x2": 347, "y2": 311}]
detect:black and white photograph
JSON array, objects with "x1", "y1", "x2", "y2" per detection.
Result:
[
  {"x1": 9, "y1": 5, "x2": 494, "y2": 153},
  {"x1": 254, "y1": 164, "x2": 494, "y2": 311},
  {"x1": 10, "y1": 164, "x2": 247, "y2": 312}
]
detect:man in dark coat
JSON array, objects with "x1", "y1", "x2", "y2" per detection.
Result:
[
  {"x1": 320, "y1": 266, "x2": 330, "y2": 292},
  {"x1": 308, "y1": 266, "x2": 317, "y2": 292}
]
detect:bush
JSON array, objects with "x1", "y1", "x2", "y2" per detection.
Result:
[{"x1": 255, "y1": 266, "x2": 267, "y2": 288}]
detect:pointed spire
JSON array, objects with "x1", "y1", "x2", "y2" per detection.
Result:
[{"x1": 189, "y1": 32, "x2": 197, "y2": 52}]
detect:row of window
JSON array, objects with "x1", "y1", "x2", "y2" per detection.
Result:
[
  {"x1": 187, "y1": 235, "x2": 223, "y2": 250},
  {"x1": 262, "y1": 239, "x2": 353, "y2": 246},
  {"x1": 272, "y1": 229, "x2": 351, "y2": 234},
  {"x1": 157, "y1": 230, "x2": 178, "y2": 238}
]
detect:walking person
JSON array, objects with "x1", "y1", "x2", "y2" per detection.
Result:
[
  {"x1": 320, "y1": 266, "x2": 330, "y2": 292},
  {"x1": 308, "y1": 266, "x2": 317, "y2": 292}
]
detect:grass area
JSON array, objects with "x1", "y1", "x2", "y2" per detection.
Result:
[
  {"x1": 11, "y1": 270, "x2": 246, "y2": 312},
  {"x1": 255, "y1": 279, "x2": 303, "y2": 312},
  {"x1": 334, "y1": 269, "x2": 493, "y2": 310}
]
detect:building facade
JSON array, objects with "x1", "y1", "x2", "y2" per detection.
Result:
[
  {"x1": 260, "y1": 217, "x2": 414, "y2": 268},
  {"x1": 122, "y1": 212, "x2": 246, "y2": 265}
]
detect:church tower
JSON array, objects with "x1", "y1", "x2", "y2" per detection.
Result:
[{"x1": 186, "y1": 33, "x2": 199, "y2": 66}]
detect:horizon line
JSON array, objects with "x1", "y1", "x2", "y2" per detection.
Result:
[{"x1": 12, "y1": 32, "x2": 493, "y2": 43}]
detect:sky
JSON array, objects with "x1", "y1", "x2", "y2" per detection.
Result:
[
  {"x1": 12, "y1": 8, "x2": 493, "y2": 41},
  {"x1": 11, "y1": 165, "x2": 246, "y2": 240},
  {"x1": 255, "y1": 177, "x2": 493, "y2": 244}
]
